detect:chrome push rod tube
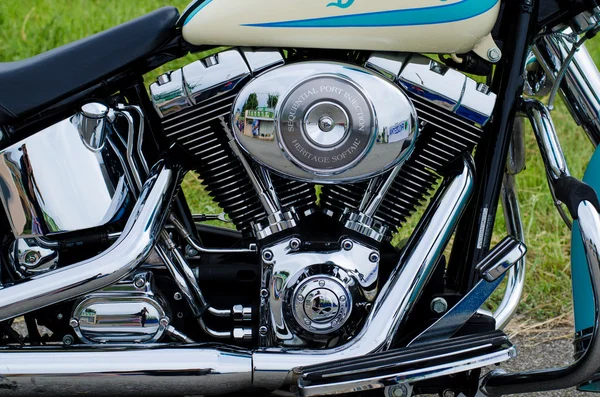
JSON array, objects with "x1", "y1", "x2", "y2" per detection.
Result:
[
  {"x1": 253, "y1": 155, "x2": 475, "y2": 390},
  {"x1": 0, "y1": 346, "x2": 252, "y2": 396},
  {"x1": 0, "y1": 160, "x2": 179, "y2": 322},
  {"x1": 494, "y1": 174, "x2": 527, "y2": 329}
]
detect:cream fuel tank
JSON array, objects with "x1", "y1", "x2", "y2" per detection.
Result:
[{"x1": 179, "y1": 0, "x2": 502, "y2": 61}]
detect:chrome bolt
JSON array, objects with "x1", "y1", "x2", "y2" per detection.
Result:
[
  {"x1": 431, "y1": 297, "x2": 449, "y2": 314},
  {"x1": 319, "y1": 280, "x2": 326, "y2": 287},
  {"x1": 233, "y1": 327, "x2": 252, "y2": 341},
  {"x1": 369, "y1": 252, "x2": 380, "y2": 263},
  {"x1": 259, "y1": 326, "x2": 268, "y2": 336},
  {"x1": 341, "y1": 240, "x2": 353, "y2": 251},
  {"x1": 488, "y1": 48, "x2": 502, "y2": 63},
  {"x1": 297, "y1": 294, "x2": 305, "y2": 302},
  {"x1": 56, "y1": 313, "x2": 63, "y2": 320},
  {"x1": 289, "y1": 238, "x2": 301, "y2": 251},
  {"x1": 443, "y1": 390, "x2": 456, "y2": 397},
  {"x1": 385, "y1": 384, "x2": 411, "y2": 397},
  {"x1": 62, "y1": 334, "x2": 75, "y2": 346},
  {"x1": 262, "y1": 250, "x2": 274, "y2": 262},
  {"x1": 260, "y1": 289, "x2": 269, "y2": 298},
  {"x1": 173, "y1": 292, "x2": 183, "y2": 301},
  {"x1": 69, "y1": 319, "x2": 79, "y2": 328},
  {"x1": 340, "y1": 296, "x2": 346, "y2": 302},
  {"x1": 304, "y1": 318, "x2": 311, "y2": 325},
  {"x1": 159, "y1": 316, "x2": 170, "y2": 328},
  {"x1": 133, "y1": 275, "x2": 146, "y2": 289}
]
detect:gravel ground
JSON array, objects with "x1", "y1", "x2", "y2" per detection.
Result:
[{"x1": 7, "y1": 321, "x2": 592, "y2": 396}]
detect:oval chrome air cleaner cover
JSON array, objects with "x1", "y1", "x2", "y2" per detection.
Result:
[{"x1": 232, "y1": 62, "x2": 418, "y2": 183}]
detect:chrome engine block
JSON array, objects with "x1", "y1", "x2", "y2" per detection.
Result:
[{"x1": 149, "y1": 48, "x2": 497, "y2": 346}]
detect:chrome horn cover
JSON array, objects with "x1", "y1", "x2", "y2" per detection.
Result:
[{"x1": 232, "y1": 62, "x2": 418, "y2": 183}]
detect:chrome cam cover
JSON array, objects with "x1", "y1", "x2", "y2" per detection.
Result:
[
  {"x1": 232, "y1": 62, "x2": 417, "y2": 183},
  {"x1": 71, "y1": 271, "x2": 168, "y2": 344},
  {"x1": 260, "y1": 237, "x2": 379, "y2": 347}
]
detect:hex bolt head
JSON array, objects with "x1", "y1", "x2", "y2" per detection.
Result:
[
  {"x1": 173, "y1": 292, "x2": 183, "y2": 301},
  {"x1": 259, "y1": 326, "x2": 268, "y2": 336},
  {"x1": 342, "y1": 240, "x2": 354, "y2": 251},
  {"x1": 69, "y1": 318, "x2": 79, "y2": 328},
  {"x1": 233, "y1": 327, "x2": 253, "y2": 341},
  {"x1": 369, "y1": 252, "x2": 380, "y2": 263},
  {"x1": 62, "y1": 334, "x2": 75, "y2": 346},
  {"x1": 262, "y1": 250, "x2": 274, "y2": 262},
  {"x1": 159, "y1": 316, "x2": 170, "y2": 328},
  {"x1": 289, "y1": 238, "x2": 301, "y2": 251},
  {"x1": 260, "y1": 288, "x2": 270, "y2": 299},
  {"x1": 488, "y1": 48, "x2": 502, "y2": 63},
  {"x1": 431, "y1": 297, "x2": 449, "y2": 314},
  {"x1": 133, "y1": 275, "x2": 146, "y2": 289},
  {"x1": 56, "y1": 313, "x2": 64, "y2": 320},
  {"x1": 443, "y1": 390, "x2": 456, "y2": 397}
]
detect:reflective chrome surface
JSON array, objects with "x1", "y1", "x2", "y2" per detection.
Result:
[
  {"x1": 260, "y1": 236, "x2": 379, "y2": 347},
  {"x1": 0, "y1": 346, "x2": 252, "y2": 396},
  {"x1": 298, "y1": 344, "x2": 516, "y2": 397},
  {"x1": 232, "y1": 62, "x2": 417, "y2": 183},
  {"x1": 524, "y1": 99, "x2": 573, "y2": 228},
  {"x1": 366, "y1": 53, "x2": 496, "y2": 126},
  {"x1": 72, "y1": 271, "x2": 168, "y2": 344},
  {"x1": 0, "y1": 160, "x2": 178, "y2": 322},
  {"x1": 252, "y1": 155, "x2": 474, "y2": 390},
  {"x1": 534, "y1": 29, "x2": 600, "y2": 146},
  {"x1": 151, "y1": 50, "x2": 251, "y2": 118},
  {"x1": 494, "y1": 174, "x2": 527, "y2": 329},
  {"x1": 74, "y1": 102, "x2": 112, "y2": 151},
  {"x1": 410, "y1": 237, "x2": 525, "y2": 346},
  {"x1": 241, "y1": 47, "x2": 285, "y2": 74},
  {"x1": 9, "y1": 238, "x2": 58, "y2": 278},
  {"x1": 0, "y1": 115, "x2": 130, "y2": 238}
]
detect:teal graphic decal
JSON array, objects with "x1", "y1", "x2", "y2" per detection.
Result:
[
  {"x1": 327, "y1": 0, "x2": 355, "y2": 8},
  {"x1": 244, "y1": 0, "x2": 497, "y2": 28}
]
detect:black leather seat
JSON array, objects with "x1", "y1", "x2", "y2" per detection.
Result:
[{"x1": 0, "y1": 7, "x2": 179, "y2": 124}]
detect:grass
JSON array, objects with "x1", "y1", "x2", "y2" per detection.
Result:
[{"x1": 0, "y1": 0, "x2": 598, "y2": 322}]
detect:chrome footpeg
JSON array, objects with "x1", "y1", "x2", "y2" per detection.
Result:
[{"x1": 298, "y1": 330, "x2": 515, "y2": 397}]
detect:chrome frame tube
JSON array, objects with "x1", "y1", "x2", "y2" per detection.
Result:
[
  {"x1": 0, "y1": 160, "x2": 179, "y2": 322},
  {"x1": 494, "y1": 174, "x2": 527, "y2": 329},
  {"x1": 524, "y1": 98, "x2": 573, "y2": 228},
  {"x1": 252, "y1": 155, "x2": 475, "y2": 390},
  {"x1": 534, "y1": 29, "x2": 600, "y2": 146},
  {"x1": 0, "y1": 346, "x2": 252, "y2": 396}
]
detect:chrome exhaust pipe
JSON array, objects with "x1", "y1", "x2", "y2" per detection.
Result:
[
  {"x1": 253, "y1": 154, "x2": 475, "y2": 390},
  {"x1": 0, "y1": 160, "x2": 179, "y2": 321},
  {"x1": 0, "y1": 346, "x2": 252, "y2": 396}
]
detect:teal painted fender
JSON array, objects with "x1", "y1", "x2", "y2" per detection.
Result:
[{"x1": 572, "y1": 147, "x2": 600, "y2": 333}]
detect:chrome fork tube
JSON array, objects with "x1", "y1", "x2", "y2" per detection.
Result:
[
  {"x1": 252, "y1": 155, "x2": 475, "y2": 390},
  {"x1": 0, "y1": 160, "x2": 179, "y2": 322},
  {"x1": 534, "y1": 29, "x2": 600, "y2": 146}
]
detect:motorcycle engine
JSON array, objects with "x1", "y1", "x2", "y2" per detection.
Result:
[{"x1": 150, "y1": 48, "x2": 496, "y2": 347}]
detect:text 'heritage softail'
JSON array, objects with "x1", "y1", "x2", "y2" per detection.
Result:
[{"x1": 2, "y1": 0, "x2": 600, "y2": 396}]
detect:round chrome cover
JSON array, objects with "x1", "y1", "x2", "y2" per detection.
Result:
[
  {"x1": 232, "y1": 62, "x2": 417, "y2": 183},
  {"x1": 292, "y1": 275, "x2": 353, "y2": 335}
]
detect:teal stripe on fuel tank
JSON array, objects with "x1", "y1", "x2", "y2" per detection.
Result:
[
  {"x1": 244, "y1": 0, "x2": 498, "y2": 28},
  {"x1": 184, "y1": 0, "x2": 214, "y2": 26},
  {"x1": 571, "y1": 147, "x2": 600, "y2": 333}
]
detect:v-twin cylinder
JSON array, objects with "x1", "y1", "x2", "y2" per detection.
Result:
[{"x1": 0, "y1": 155, "x2": 474, "y2": 396}]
